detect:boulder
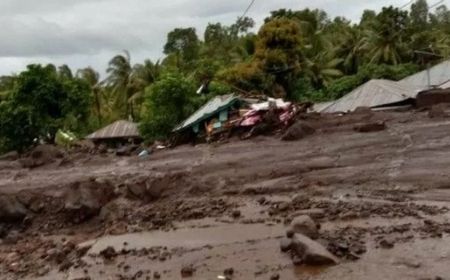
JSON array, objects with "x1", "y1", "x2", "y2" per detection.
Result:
[
  {"x1": 282, "y1": 122, "x2": 315, "y2": 141},
  {"x1": 0, "y1": 194, "x2": 27, "y2": 223},
  {"x1": 353, "y1": 121, "x2": 386, "y2": 133},
  {"x1": 126, "y1": 176, "x2": 167, "y2": 202},
  {"x1": 64, "y1": 179, "x2": 115, "y2": 223},
  {"x1": 280, "y1": 237, "x2": 293, "y2": 252},
  {"x1": 19, "y1": 145, "x2": 64, "y2": 168},
  {"x1": 291, "y1": 234, "x2": 339, "y2": 265},
  {"x1": 0, "y1": 151, "x2": 19, "y2": 161},
  {"x1": 290, "y1": 215, "x2": 319, "y2": 240}
]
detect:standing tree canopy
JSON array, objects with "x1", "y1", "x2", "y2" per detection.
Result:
[
  {"x1": 139, "y1": 73, "x2": 198, "y2": 141},
  {"x1": 0, "y1": 64, "x2": 91, "y2": 152}
]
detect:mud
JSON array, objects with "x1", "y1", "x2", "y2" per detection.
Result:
[{"x1": 1, "y1": 110, "x2": 450, "y2": 279}]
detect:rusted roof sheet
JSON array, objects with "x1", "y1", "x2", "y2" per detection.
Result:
[
  {"x1": 86, "y1": 120, "x2": 141, "y2": 140},
  {"x1": 322, "y1": 79, "x2": 418, "y2": 113}
]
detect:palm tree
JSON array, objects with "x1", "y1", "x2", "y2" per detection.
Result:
[
  {"x1": 76, "y1": 67, "x2": 103, "y2": 125},
  {"x1": 106, "y1": 50, "x2": 133, "y2": 119},
  {"x1": 129, "y1": 59, "x2": 161, "y2": 115},
  {"x1": 304, "y1": 53, "x2": 343, "y2": 88},
  {"x1": 360, "y1": 29, "x2": 406, "y2": 65},
  {"x1": 334, "y1": 27, "x2": 365, "y2": 74}
]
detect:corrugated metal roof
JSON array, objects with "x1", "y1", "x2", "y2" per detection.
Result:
[
  {"x1": 86, "y1": 120, "x2": 141, "y2": 140},
  {"x1": 311, "y1": 101, "x2": 333, "y2": 112},
  {"x1": 174, "y1": 94, "x2": 239, "y2": 132},
  {"x1": 399, "y1": 59, "x2": 450, "y2": 90},
  {"x1": 440, "y1": 80, "x2": 450, "y2": 89},
  {"x1": 322, "y1": 79, "x2": 418, "y2": 113}
]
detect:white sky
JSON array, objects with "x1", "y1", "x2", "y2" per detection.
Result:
[{"x1": 0, "y1": 0, "x2": 443, "y2": 76}]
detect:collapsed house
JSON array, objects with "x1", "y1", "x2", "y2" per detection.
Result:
[
  {"x1": 86, "y1": 120, "x2": 142, "y2": 145},
  {"x1": 316, "y1": 59, "x2": 450, "y2": 113},
  {"x1": 173, "y1": 94, "x2": 297, "y2": 143},
  {"x1": 319, "y1": 79, "x2": 418, "y2": 113},
  {"x1": 173, "y1": 94, "x2": 243, "y2": 141},
  {"x1": 399, "y1": 59, "x2": 450, "y2": 90}
]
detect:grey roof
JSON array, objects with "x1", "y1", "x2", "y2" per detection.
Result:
[
  {"x1": 174, "y1": 94, "x2": 239, "y2": 132},
  {"x1": 311, "y1": 101, "x2": 333, "y2": 112},
  {"x1": 86, "y1": 120, "x2": 141, "y2": 140},
  {"x1": 440, "y1": 80, "x2": 450, "y2": 89},
  {"x1": 399, "y1": 60, "x2": 450, "y2": 90},
  {"x1": 322, "y1": 79, "x2": 418, "y2": 113}
]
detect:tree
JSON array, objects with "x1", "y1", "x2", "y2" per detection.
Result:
[
  {"x1": 130, "y1": 59, "x2": 162, "y2": 117},
  {"x1": 164, "y1": 28, "x2": 200, "y2": 70},
  {"x1": 410, "y1": 0, "x2": 429, "y2": 32},
  {"x1": 106, "y1": 50, "x2": 134, "y2": 119},
  {"x1": 77, "y1": 67, "x2": 103, "y2": 125},
  {"x1": 139, "y1": 73, "x2": 198, "y2": 141},
  {"x1": 360, "y1": 7, "x2": 409, "y2": 65},
  {"x1": 0, "y1": 64, "x2": 91, "y2": 152},
  {"x1": 254, "y1": 18, "x2": 303, "y2": 96}
]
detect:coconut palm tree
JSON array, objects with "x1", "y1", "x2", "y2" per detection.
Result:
[
  {"x1": 76, "y1": 67, "x2": 103, "y2": 125},
  {"x1": 129, "y1": 59, "x2": 162, "y2": 116},
  {"x1": 106, "y1": 50, "x2": 134, "y2": 119}
]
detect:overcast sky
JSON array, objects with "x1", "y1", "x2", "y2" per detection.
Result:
[{"x1": 0, "y1": 0, "x2": 439, "y2": 76}]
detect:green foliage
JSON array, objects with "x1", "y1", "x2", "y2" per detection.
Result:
[
  {"x1": 139, "y1": 73, "x2": 198, "y2": 141},
  {"x1": 3, "y1": 1, "x2": 450, "y2": 147},
  {"x1": 164, "y1": 28, "x2": 200, "y2": 70},
  {"x1": 0, "y1": 64, "x2": 91, "y2": 152}
]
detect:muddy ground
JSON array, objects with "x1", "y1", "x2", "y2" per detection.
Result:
[{"x1": 1, "y1": 109, "x2": 450, "y2": 280}]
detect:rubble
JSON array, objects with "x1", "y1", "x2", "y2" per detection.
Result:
[
  {"x1": 353, "y1": 121, "x2": 386, "y2": 133},
  {"x1": 281, "y1": 121, "x2": 316, "y2": 141},
  {"x1": 0, "y1": 194, "x2": 27, "y2": 223}
]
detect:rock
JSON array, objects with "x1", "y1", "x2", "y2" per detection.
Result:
[
  {"x1": 224, "y1": 267, "x2": 234, "y2": 276},
  {"x1": 282, "y1": 122, "x2": 315, "y2": 141},
  {"x1": 99, "y1": 246, "x2": 117, "y2": 260},
  {"x1": 116, "y1": 145, "x2": 137, "y2": 156},
  {"x1": 4, "y1": 230, "x2": 20, "y2": 244},
  {"x1": 291, "y1": 234, "x2": 339, "y2": 266},
  {"x1": 286, "y1": 229, "x2": 295, "y2": 238},
  {"x1": 181, "y1": 264, "x2": 195, "y2": 277},
  {"x1": 278, "y1": 202, "x2": 290, "y2": 212},
  {"x1": 231, "y1": 210, "x2": 241, "y2": 219},
  {"x1": 270, "y1": 273, "x2": 280, "y2": 280},
  {"x1": 0, "y1": 194, "x2": 27, "y2": 223},
  {"x1": 64, "y1": 179, "x2": 115, "y2": 223},
  {"x1": 293, "y1": 209, "x2": 325, "y2": 219},
  {"x1": 19, "y1": 145, "x2": 64, "y2": 168},
  {"x1": 290, "y1": 215, "x2": 319, "y2": 240},
  {"x1": 379, "y1": 237, "x2": 394, "y2": 249},
  {"x1": 0, "y1": 151, "x2": 19, "y2": 161},
  {"x1": 126, "y1": 176, "x2": 167, "y2": 202},
  {"x1": 353, "y1": 121, "x2": 386, "y2": 133},
  {"x1": 257, "y1": 197, "x2": 266, "y2": 205},
  {"x1": 153, "y1": 271, "x2": 161, "y2": 279},
  {"x1": 280, "y1": 238, "x2": 293, "y2": 252},
  {"x1": 37, "y1": 265, "x2": 51, "y2": 276},
  {"x1": 76, "y1": 243, "x2": 93, "y2": 258}
]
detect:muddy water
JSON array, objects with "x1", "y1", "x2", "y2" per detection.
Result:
[
  {"x1": 74, "y1": 227, "x2": 450, "y2": 280},
  {"x1": 87, "y1": 223, "x2": 285, "y2": 253}
]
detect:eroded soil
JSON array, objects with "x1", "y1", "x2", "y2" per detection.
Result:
[{"x1": 1, "y1": 110, "x2": 450, "y2": 280}]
